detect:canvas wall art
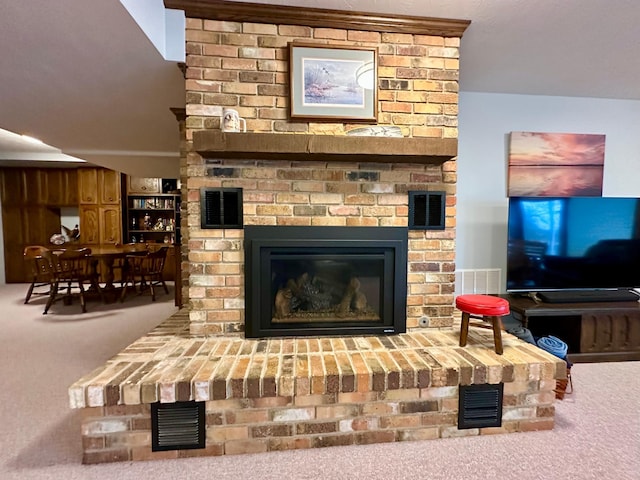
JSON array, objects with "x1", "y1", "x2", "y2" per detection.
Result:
[{"x1": 508, "y1": 131, "x2": 606, "y2": 197}]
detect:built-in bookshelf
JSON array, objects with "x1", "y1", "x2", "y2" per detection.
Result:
[{"x1": 124, "y1": 177, "x2": 181, "y2": 245}]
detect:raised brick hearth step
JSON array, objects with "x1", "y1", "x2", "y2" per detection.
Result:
[
  {"x1": 69, "y1": 310, "x2": 565, "y2": 409},
  {"x1": 70, "y1": 309, "x2": 566, "y2": 463}
]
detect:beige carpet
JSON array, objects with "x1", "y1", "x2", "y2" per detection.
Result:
[{"x1": 0, "y1": 282, "x2": 638, "y2": 480}]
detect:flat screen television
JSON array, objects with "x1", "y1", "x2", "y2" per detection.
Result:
[{"x1": 506, "y1": 196, "x2": 640, "y2": 294}]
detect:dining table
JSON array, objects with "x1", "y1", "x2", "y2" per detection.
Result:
[{"x1": 56, "y1": 244, "x2": 148, "y2": 300}]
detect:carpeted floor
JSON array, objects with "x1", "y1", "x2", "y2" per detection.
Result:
[{"x1": 0, "y1": 282, "x2": 638, "y2": 480}]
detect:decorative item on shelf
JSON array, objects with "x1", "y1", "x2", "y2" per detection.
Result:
[
  {"x1": 50, "y1": 233, "x2": 66, "y2": 246},
  {"x1": 163, "y1": 234, "x2": 170, "y2": 244},
  {"x1": 143, "y1": 212, "x2": 152, "y2": 230},
  {"x1": 346, "y1": 126, "x2": 403, "y2": 137},
  {"x1": 131, "y1": 217, "x2": 137, "y2": 229},
  {"x1": 62, "y1": 224, "x2": 81, "y2": 242},
  {"x1": 153, "y1": 218, "x2": 165, "y2": 231},
  {"x1": 139, "y1": 233, "x2": 144, "y2": 243},
  {"x1": 161, "y1": 179, "x2": 178, "y2": 194},
  {"x1": 131, "y1": 235, "x2": 137, "y2": 243},
  {"x1": 221, "y1": 108, "x2": 246, "y2": 132}
]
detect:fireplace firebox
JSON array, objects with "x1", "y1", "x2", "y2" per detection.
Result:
[{"x1": 244, "y1": 226, "x2": 408, "y2": 338}]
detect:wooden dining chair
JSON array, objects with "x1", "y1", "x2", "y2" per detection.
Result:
[
  {"x1": 42, "y1": 247, "x2": 104, "y2": 314},
  {"x1": 111, "y1": 242, "x2": 149, "y2": 286},
  {"x1": 120, "y1": 245, "x2": 169, "y2": 302},
  {"x1": 23, "y1": 245, "x2": 53, "y2": 304}
]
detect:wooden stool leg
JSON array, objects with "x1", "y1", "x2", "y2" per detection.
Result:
[
  {"x1": 459, "y1": 312, "x2": 470, "y2": 347},
  {"x1": 490, "y1": 316, "x2": 503, "y2": 355}
]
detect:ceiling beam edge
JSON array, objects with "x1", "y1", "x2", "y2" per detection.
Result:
[{"x1": 164, "y1": 0, "x2": 471, "y2": 37}]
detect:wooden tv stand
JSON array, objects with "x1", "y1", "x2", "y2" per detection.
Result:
[{"x1": 503, "y1": 294, "x2": 640, "y2": 363}]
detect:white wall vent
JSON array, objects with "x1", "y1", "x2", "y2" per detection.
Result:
[{"x1": 455, "y1": 269, "x2": 502, "y2": 296}]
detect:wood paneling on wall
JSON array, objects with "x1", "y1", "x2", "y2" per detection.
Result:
[{"x1": 1, "y1": 168, "x2": 78, "y2": 282}]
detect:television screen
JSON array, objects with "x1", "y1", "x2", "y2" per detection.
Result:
[{"x1": 506, "y1": 197, "x2": 640, "y2": 292}]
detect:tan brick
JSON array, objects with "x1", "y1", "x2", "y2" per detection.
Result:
[
  {"x1": 242, "y1": 23, "x2": 277, "y2": 35},
  {"x1": 221, "y1": 58, "x2": 257, "y2": 71},
  {"x1": 240, "y1": 95, "x2": 276, "y2": 107},
  {"x1": 381, "y1": 33, "x2": 413, "y2": 44},
  {"x1": 278, "y1": 25, "x2": 312, "y2": 37},
  {"x1": 347, "y1": 31, "x2": 381, "y2": 42},
  {"x1": 381, "y1": 102, "x2": 413, "y2": 113},
  {"x1": 268, "y1": 437, "x2": 313, "y2": 451},
  {"x1": 380, "y1": 414, "x2": 422, "y2": 428},
  {"x1": 222, "y1": 83, "x2": 257, "y2": 95},
  {"x1": 398, "y1": 427, "x2": 440, "y2": 441},
  {"x1": 224, "y1": 438, "x2": 268, "y2": 455},
  {"x1": 379, "y1": 55, "x2": 411, "y2": 67},
  {"x1": 355, "y1": 430, "x2": 397, "y2": 445},
  {"x1": 519, "y1": 419, "x2": 554, "y2": 432},
  {"x1": 313, "y1": 28, "x2": 347, "y2": 40},
  {"x1": 414, "y1": 35, "x2": 445, "y2": 46},
  {"x1": 239, "y1": 47, "x2": 276, "y2": 59},
  {"x1": 203, "y1": 20, "x2": 241, "y2": 32},
  {"x1": 428, "y1": 92, "x2": 459, "y2": 104},
  {"x1": 178, "y1": 444, "x2": 225, "y2": 458},
  {"x1": 186, "y1": 30, "x2": 221, "y2": 44},
  {"x1": 316, "y1": 404, "x2": 360, "y2": 419}
]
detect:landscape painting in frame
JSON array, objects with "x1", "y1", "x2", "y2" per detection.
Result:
[
  {"x1": 508, "y1": 131, "x2": 606, "y2": 197},
  {"x1": 289, "y1": 43, "x2": 377, "y2": 122}
]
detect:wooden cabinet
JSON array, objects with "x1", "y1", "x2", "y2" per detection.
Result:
[
  {"x1": 100, "y1": 206, "x2": 121, "y2": 244},
  {"x1": 46, "y1": 169, "x2": 78, "y2": 206},
  {"x1": 100, "y1": 169, "x2": 121, "y2": 204},
  {"x1": 78, "y1": 168, "x2": 99, "y2": 204},
  {"x1": 0, "y1": 168, "x2": 66, "y2": 206},
  {"x1": 505, "y1": 294, "x2": 640, "y2": 362},
  {"x1": 79, "y1": 206, "x2": 100, "y2": 245},
  {"x1": 78, "y1": 167, "x2": 122, "y2": 246},
  {"x1": 127, "y1": 176, "x2": 160, "y2": 194}
]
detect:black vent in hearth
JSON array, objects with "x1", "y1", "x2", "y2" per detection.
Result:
[
  {"x1": 458, "y1": 383, "x2": 503, "y2": 429},
  {"x1": 151, "y1": 401, "x2": 205, "y2": 451},
  {"x1": 408, "y1": 191, "x2": 445, "y2": 230},
  {"x1": 201, "y1": 187, "x2": 243, "y2": 229}
]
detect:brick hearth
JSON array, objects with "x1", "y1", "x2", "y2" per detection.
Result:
[{"x1": 69, "y1": 310, "x2": 564, "y2": 463}]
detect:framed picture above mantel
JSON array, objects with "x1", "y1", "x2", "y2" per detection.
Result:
[{"x1": 288, "y1": 43, "x2": 378, "y2": 123}]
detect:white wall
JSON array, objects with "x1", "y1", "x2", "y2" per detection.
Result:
[{"x1": 456, "y1": 92, "x2": 640, "y2": 291}]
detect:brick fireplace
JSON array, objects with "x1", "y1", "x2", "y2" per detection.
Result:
[
  {"x1": 68, "y1": 2, "x2": 565, "y2": 464},
  {"x1": 183, "y1": 14, "x2": 463, "y2": 336}
]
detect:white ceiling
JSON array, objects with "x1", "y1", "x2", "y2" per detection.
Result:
[{"x1": 0, "y1": 0, "x2": 638, "y2": 176}]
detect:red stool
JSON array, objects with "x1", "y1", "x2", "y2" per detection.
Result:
[{"x1": 456, "y1": 294, "x2": 510, "y2": 355}]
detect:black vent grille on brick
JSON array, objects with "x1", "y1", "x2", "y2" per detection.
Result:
[
  {"x1": 408, "y1": 191, "x2": 445, "y2": 230},
  {"x1": 151, "y1": 401, "x2": 205, "y2": 451},
  {"x1": 201, "y1": 187, "x2": 243, "y2": 229},
  {"x1": 458, "y1": 383, "x2": 503, "y2": 429}
]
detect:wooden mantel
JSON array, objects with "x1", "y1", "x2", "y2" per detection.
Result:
[
  {"x1": 164, "y1": 0, "x2": 470, "y2": 37},
  {"x1": 193, "y1": 131, "x2": 457, "y2": 164}
]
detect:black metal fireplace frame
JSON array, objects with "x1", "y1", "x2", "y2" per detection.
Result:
[{"x1": 244, "y1": 226, "x2": 408, "y2": 338}]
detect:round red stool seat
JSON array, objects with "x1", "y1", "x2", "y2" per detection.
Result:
[
  {"x1": 456, "y1": 294, "x2": 510, "y2": 355},
  {"x1": 455, "y1": 294, "x2": 510, "y2": 316}
]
